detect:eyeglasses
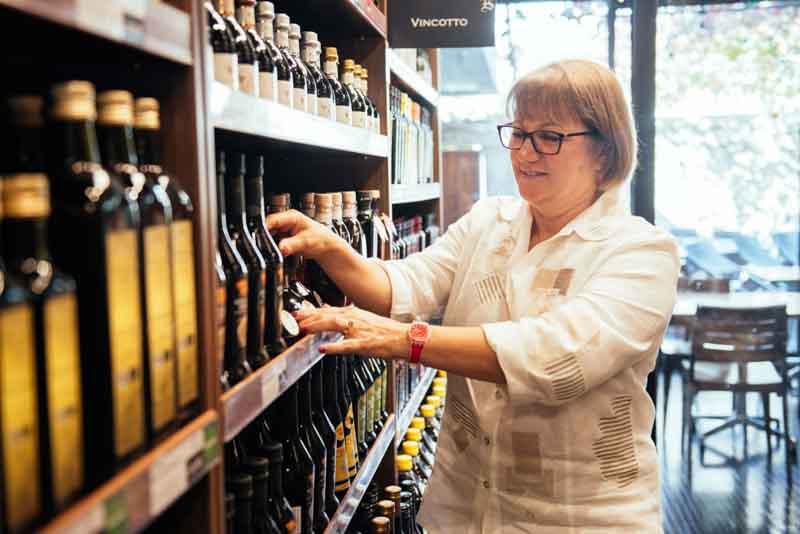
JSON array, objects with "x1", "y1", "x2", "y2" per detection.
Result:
[{"x1": 497, "y1": 124, "x2": 594, "y2": 155}]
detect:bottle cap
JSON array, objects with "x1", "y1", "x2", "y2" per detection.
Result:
[
  {"x1": 395, "y1": 455, "x2": 413, "y2": 472},
  {"x1": 269, "y1": 192, "x2": 289, "y2": 209},
  {"x1": 410, "y1": 417, "x2": 425, "y2": 430},
  {"x1": 50, "y1": 80, "x2": 96, "y2": 121},
  {"x1": 384, "y1": 485, "x2": 402, "y2": 501},
  {"x1": 401, "y1": 441, "x2": 419, "y2": 457},
  {"x1": 288, "y1": 22, "x2": 301, "y2": 39},
  {"x1": 437, "y1": 370, "x2": 447, "y2": 378},
  {"x1": 97, "y1": 90, "x2": 134, "y2": 126},
  {"x1": 1, "y1": 173, "x2": 50, "y2": 219},
  {"x1": 314, "y1": 192, "x2": 332, "y2": 207},
  {"x1": 342, "y1": 191, "x2": 356, "y2": 204},
  {"x1": 256, "y1": 1, "x2": 274, "y2": 17},
  {"x1": 354, "y1": 64, "x2": 362, "y2": 75},
  {"x1": 331, "y1": 192, "x2": 343, "y2": 207},
  {"x1": 361, "y1": 68, "x2": 369, "y2": 79},
  {"x1": 405, "y1": 428, "x2": 422, "y2": 442},
  {"x1": 246, "y1": 154, "x2": 264, "y2": 177},
  {"x1": 275, "y1": 13, "x2": 290, "y2": 29},
  {"x1": 426, "y1": 395, "x2": 442, "y2": 408},
  {"x1": 371, "y1": 516, "x2": 391, "y2": 533},
  {"x1": 368, "y1": 189, "x2": 381, "y2": 199},
  {"x1": 325, "y1": 47, "x2": 339, "y2": 60},
  {"x1": 225, "y1": 473, "x2": 253, "y2": 499},
  {"x1": 302, "y1": 31, "x2": 318, "y2": 44},
  {"x1": 420, "y1": 404, "x2": 436, "y2": 418},
  {"x1": 8, "y1": 95, "x2": 44, "y2": 127},
  {"x1": 433, "y1": 385, "x2": 446, "y2": 398},
  {"x1": 134, "y1": 97, "x2": 160, "y2": 129},
  {"x1": 343, "y1": 58, "x2": 355, "y2": 70},
  {"x1": 433, "y1": 377, "x2": 447, "y2": 388},
  {"x1": 376, "y1": 500, "x2": 395, "y2": 517}
]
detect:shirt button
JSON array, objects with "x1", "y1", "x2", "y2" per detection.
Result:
[
  {"x1": 483, "y1": 480, "x2": 491, "y2": 489},
  {"x1": 484, "y1": 436, "x2": 491, "y2": 446},
  {"x1": 495, "y1": 388, "x2": 503, "y2": 400}
]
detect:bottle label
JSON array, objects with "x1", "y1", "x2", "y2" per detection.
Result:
[
  {"x1": 279, "y1": 80, "x2": 293, "y2": 107},
  {"x1": 216, "y1": 283, "x2": 227, "y2": 377},
  {"x1": 344, "y1": 404, "x2": 358, "y2": 477},
  {"x1": 305, "y1": 470, "x2": 315, "y2": 533},
  {"x1": 364, "y1": 383, "x2": 375, "y2": 436},
  {"x1": 214, "y1": 53, "x2": 238, "y2": 90},
  {"x1": 315, "y1": 452, "x2": 326, "y2": 522},
  {"x1": 144, "y1": 224, "x2": 178, "y2": 431},
  {"x1": 259, "y1": 70, "x2": 277, "y2": 101},
  {"x1": 258, "y1": 271, "x2": 267, "y2": 342},
  {"x1": 292, "y1": 506, "x2": 302, "y2": 534},
  {"x1": 293, "y1": 88, "x2": 307, "y2": 112},
  {"x1": 365, "y1": 114, "x2": 373, "y2": 132},
  {"x1": 171, "y1": 220, "x2": 199, "y2": 408},
  {"x1": 369, "y1": 381, "x2": 379, "y2": 431},
  {"x1": 307, "y1": 94, "x2": 317, "y2": 115},
  {"x1": 334, "y1": 422, "x2": 350, "y2": 491},
  {"x1": 233, "y1": 278, "x2": 249, "y2": 351},
  {"x1": 374, "y1": 116, "x2": 381, "y2": 134},
  {"x1": 44, "y1": 294, "x2": 84, "y2": 505},
  {"x1": 317, "y1": 98, "x2": 332, "y2": 120},
  {"x1": 356, "y1": 393, "x2": 367, "y2": 446},
  {"x1": 0, "y1": 304, "x2": 41, "y2": 530},
  {"x1": 380, "y1": 368, "x2": 388, "y2": 414},
  {"x1": 336, "y1": 105, "x2": 351, "y2": 126},
  {"x1": 105, "y1": 229, "x2": 146, "y2": 457},
  {"x1": 240, "y1": 62, "x2": 259, "y2": 96},
  {"x1": 353, "y1": 111, "x2": 367, "y2": 129}
]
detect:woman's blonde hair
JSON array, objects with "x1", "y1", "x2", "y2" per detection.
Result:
[{"x1": 507, "y1": 59, "x2": 636, "y2": 188}]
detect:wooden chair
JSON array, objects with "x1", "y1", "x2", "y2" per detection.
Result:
[
  {"x1": 659, "y1": 278, "x2": 730, "y2": 430},
  {"x1": 683, "y1": 305, "x2": 793, "y2": 478}
]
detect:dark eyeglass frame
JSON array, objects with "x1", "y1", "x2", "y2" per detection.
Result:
[{"x1": 496, "y1": 123, "x2": 594, "y2": 155}]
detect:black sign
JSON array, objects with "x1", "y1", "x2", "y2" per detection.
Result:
[{"x1": 389, "y1": 0, "x2": 496, "y2": 49}]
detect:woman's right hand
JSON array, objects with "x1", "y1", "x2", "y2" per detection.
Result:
[{"x1": 266, "y1": 209, "x2": 343, "y2": 261}]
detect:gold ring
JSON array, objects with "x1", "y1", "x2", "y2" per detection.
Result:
[{"x1": 344, "y1": 319, "x2": 354, "y2": 337}]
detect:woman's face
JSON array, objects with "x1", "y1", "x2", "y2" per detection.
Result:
[{"x1": 509, "y1": 115, "x2": 601, "y2": 216}]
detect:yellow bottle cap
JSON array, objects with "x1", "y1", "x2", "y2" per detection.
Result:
[
  {"x1": 405, "y1": 428, "x2": 422, "y2": 441},
  {"x1": 410, "y1": 417, "x2": 425, "y2": 430},
  {"x1": 420, "y1": 404, "x2": 436, "y2": 418},
  {"x1": 433, "y1": 386, "x2": 446, "y2": 397},
  {"x1": 426, "y1": 395, "x2": 442, "y2": 408},
  {"x1": 433, "y1": 377, "x2": 447, "y2": 388},
  {"x1": 437, "y1": 370, "x2": 447, "y2": 378},
  {"x1": 396, "y1": 454, "x2": 413, "y2": 472},
  {"x1": 402, "y1": 441, "x2": 419, "y2": 456}
]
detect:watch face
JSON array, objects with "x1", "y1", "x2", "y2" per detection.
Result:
[{"x1": 409, "y1": 322, "x2": 428, "y2": 341}]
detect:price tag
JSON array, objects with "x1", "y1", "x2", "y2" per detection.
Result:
[
  {"x1": 261, "y1": 357, "x2": 288, "y2": 405},
  {"x1": 148, "y1": 428, "x2": 204, "y2": 516}
]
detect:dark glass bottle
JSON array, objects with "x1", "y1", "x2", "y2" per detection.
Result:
[
  {"x1": 2, "y1": 96, "x2": 84, "y2": 517},
  {"x1": 225, "y1": 152, "x2": 269, "y2": 370},
  {"x1": 227, "y1": 472, "x2": 255, "y2": 534},
  {"x1": 97, "y1": 90, "x2": 177, "y2": 445},
  {"x1": 46, "y1": 82, "x2": 147, "y2": 489},
  {"x1": 311, "y1": 361, "x2": 339, "y2": 518},
  {"x1": 134, "y1": 97, "x2": 200, "y2": 423},
  {"x1": 245, "y1": 155, "x2": 286, "y2": 356},
  {"x1": 302, "y1": 33, "x2": 333, "y2": 120},
  {"x1": 325, "y1": 357, "x2": 350, "y2": 502},
  {"x1": 272, "y1": 385, "x2": 315, "y2": 534},
  {"x1": 322, "y1": 47, "x2": 352, "y2": 126},
  {"x1": 339, "y1": 357, "x2": 359, "y2": 482},
  {"x1": 219, "y1": 0, "x2": 258, "y2": 96},
  {"x1": 331, "y1": 192, "x2": 351, "y2": 246},
  {"x1": 299, "y1": 373, "x2": 330, "y2": 533},
  {"x1": 216, "y1": 151, "x2": 251, "y2": 385},
  {"x1": 289, "y1": 23, "x2": 316, "y2": 114},
  {"x1": 256, "y1": 1, "x2": 291, "y2": 105},
  {"x1": 355, "y1": 191, "x2": 377, "y2": 259},
  {"x1": 342, "y1": 59, "x2": 367, "y2": 129},
  {"x1": 384, "y1": 486, "x2": 402, "y2": 534},
  {"x1": 348, "y1": 356, "x2": 372, "y2": 459},
  {"x1": 263, "y1": 441, "x2": 298, "y2": 534},
  {"x1": 306, "y1": 193, "x2": 344, "y2": 307},
  {"x1": 353, "y1": 65, "x2": 376, "y2": 132},
  {"x1": 275, "y1": 14, "x2": 307, "y2": 112},
  {"x1": 372, "y1": 191, "x2": 391, "y2": 261},
  {"x1": 226, "y1": 492, "x2": 236, "y2": 534},
  {"x1": 0, "y1": 101, "x2": 43, "y2": 533},
  {"x1": 206, "y1": 0, "x2": 238, "y2": 89},
  {"x1": 216, "y1": 252, "x2": 230, "y2": 391},
  {"x1": 237, "y1": 0, "x2": 276, "y2": 101},
  {"x1": 241, "y1": 456, "x2": 283, "y2": 534},
  {"x1": 359, "y1": 68, "x2": 381, "y2": 134}
]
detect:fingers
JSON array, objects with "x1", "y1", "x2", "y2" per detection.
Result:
[
  {"x1": 265, "y1": 209, "x2": 305, "y2": 234},
  {"x1": 297, "y1": 312, "x2": 351, "y2": 336},
  {"x1": 276, "y1": 234, "x2": 310, "y2": 257},
  {"x1": 320, "y1": 339, "x2": 368, "y2": 355}
]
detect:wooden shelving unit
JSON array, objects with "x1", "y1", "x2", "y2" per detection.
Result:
[{"x1": 2, "y1": 1, "x2": 443, "y2": 532}]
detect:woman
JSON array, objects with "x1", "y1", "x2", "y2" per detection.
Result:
[{"x1": 268, "y1": 59, "x2": 679, "y2": 533}]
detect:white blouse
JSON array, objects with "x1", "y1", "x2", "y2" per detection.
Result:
[{"x1": 379, "y1": 181, "x2": 679, "y2": 533}]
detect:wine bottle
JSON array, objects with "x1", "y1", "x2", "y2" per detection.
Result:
[
  {"x1": 275, "y1": 14, "x2": 306, "y2": 112},
  {"x1": 302, "y1": 33, "x2": 333, "y2": 121},
  {"x1": 256, "y1": 2, "x2": 291, "y2": 105},
  {"x1": 237, "y1": 0, "x2": 276, "y2": 101},
  {"x1": 219, "y1": 0, "x2": 258, "y2": 96},
  {"x1": 342, "y1": 59, "x2": 368, "y2": 129},
  {"x1": 299, "y1": 373, "x2": 330, "y2": 532},
  {"x1": 323, "y1": 47, "x2": 352, "y2": 126},
  {"x1": 311, "y1": 361, "x2": 339, "y2": 518},
  {"x1": 353, "y1": 65, "x2": 375, "y2": 132},
  {"x1": 206, "y1": 1, "x2": 238, "y2": 89},
  {"x1": 289, "y1": 23, "x2": 316, "y2": 114}
]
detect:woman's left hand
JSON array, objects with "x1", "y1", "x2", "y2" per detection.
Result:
[{"x1": 294, "y1": 305, "x2": 410, "y2": 360}]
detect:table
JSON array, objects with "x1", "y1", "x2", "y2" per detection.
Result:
[{"x1": 673, "y1": 291, "x2": 800, "y2": 319}]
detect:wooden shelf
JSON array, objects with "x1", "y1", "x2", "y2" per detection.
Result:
[
  {"x1": 396, "y1": 367, "x2": 436, "y2": 444},
  {"x1": 41, "y1": 411, "x2": 220, "y2": 534},
  {"x1": 0, "y1": 0, "x2": 192, "y2": 65},
  {"x1": 389, "y1": 50, "x2": 440, "y2": 108},
  {"x1": 324, "y1": 414, "x2": 396, "y2": 534},
  {"x1": 391, "y1": 183, "x2": 441, "y2": 204},
  {"x1": 221, "y1": 332, "x2": 341, "y2": 442},
  {"x1": 210, "y1": 82, "x2": 389, "y2": 158}
]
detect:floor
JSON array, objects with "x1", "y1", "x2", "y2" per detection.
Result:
[{"x1": 657, "y1": 370, "x2": 800, "y2": 534}]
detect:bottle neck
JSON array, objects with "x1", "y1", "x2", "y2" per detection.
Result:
[
  {"x1": 221, "y1": 0, "x2": 235, "y2": 17},
  {"x1": 268, "y1": 454, "x2": 284, "y2": 499},
  {"x1": 256, "y1": 16, "x2": 274, "y2": 42},
  {"x1": 275, "y1": 28, "x2": 289, "y2": 49},
  {"x1": 236, "y1": 5, "x2": 256, "y2": 30},
  {"x1": 9, "y1": 124, "x2": 46, "y2": 172},
  {"x1": 343, "y1": 70, "x2": 354, "y2": 85},
  {"x1": 245, "y1": 173, "x2": 266, "y2": 220},
  {"x1": 302, "y1": 45, "x2": 316, "y2": 66},
  {"x1": 48, "y1": 119, "x2": 102, "y2": 168},
  {"x1": 324, "y1": 60, "x2": 339, "y2": 80},
  {"x1": 312, "y1": 362, "x2": 326, "y2": 413},
  {"x1": 96, "y1": 123, "x2": 139, "y2": 168},
  {"x1": 1, "y1": 217, "x2": 50, "y2": 269},
  {"x1": 300, "y1": 373, "x2": 313, "y2": 426},
  {"x1": 342, "y1": 203, "x2": 356, "y2": 220},
  {"x1": 288, "y1": 37, "x2": 300, "y2": 58},
  {"x1": 314, "y1": 207, "x2": 332, "y2": 226},
  {"x1": 134, "y1": 127, "x2": 161, "y2": 167},
  {"x1": 217, "y1": 166, "x2": 229, "y2": 230},
  {"x1": 361, "y1": 78, "x2": 369, "y2": 96},
  {"x1": 226, "y1": 170, "x2": 246, "y2": 224},
  {"x1": 322, "y1": 357, "x2": 338, "y2": 409}
]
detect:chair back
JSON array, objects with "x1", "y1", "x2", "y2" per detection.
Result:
[
  {"x1": 691, "y1": 305, "x2": 787, "y2": 366},
  {"x1": 678, "y1": 277, "x2": 730, "y2": 293}
]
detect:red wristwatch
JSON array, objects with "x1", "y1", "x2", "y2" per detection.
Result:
[{"x1": 408, "y1": 320, "x2": 431, "y2": 364}]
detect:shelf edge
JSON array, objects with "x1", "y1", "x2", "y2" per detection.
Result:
[{"x1": 396, "y1": 367, "x2": 436, "y2": 444}]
